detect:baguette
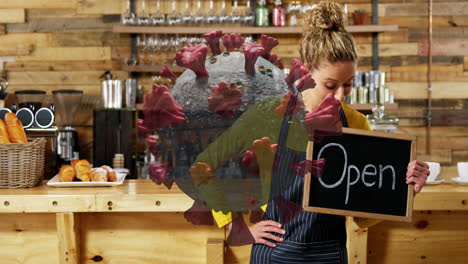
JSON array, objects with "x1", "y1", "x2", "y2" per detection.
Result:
[
  {"x1": 71, "y1": 159, "x2": 91, "y2": 182},
  {"x1": 0, "y1": 120, "x2": 10, "y2": 143},
  {"x1": 58, "y1": 165, "x2": 76, "y2": 182},
  {"x1": 5, "y1": 113, "x2": 27, "y2": 143}
]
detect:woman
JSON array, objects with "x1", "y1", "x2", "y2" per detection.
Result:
[{"x1": 212, "y1": 1, "x2": 429, "y2": 263}]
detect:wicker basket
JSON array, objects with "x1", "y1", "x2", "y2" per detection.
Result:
[{"x1": 0, "y1": 138, "x2": 46, "y2": 188}]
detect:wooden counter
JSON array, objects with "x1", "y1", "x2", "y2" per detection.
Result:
[{"x1": 1, "y1": 168, "x2": 468, "y2": 264}]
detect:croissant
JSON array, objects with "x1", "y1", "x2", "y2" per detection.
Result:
[
  {"x1": 71, "y1": 159, "x2": 91, "y2": 182},
  {"x1": 58, "y1": 165, "x2": 76, "y2": 182},
  {"x1": 101, "y1": 165, "x2": 117, "y2": 182},
  {"x1": 90, "y1": 168, "x2": 108, "y2": 182},
  {"x1": 5, "y1": 113, "x2": 27, "y2": 143},
  {"x1": 0, "y1": 119, "x2": 10, "y2": 143}
]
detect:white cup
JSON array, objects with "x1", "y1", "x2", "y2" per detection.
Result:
[
  {"x1": 426, "y1": 162, "x2": 441, "y2": 181},
  {"x1": 457, "y1": 162, "x2": 468, "y2": 179}
]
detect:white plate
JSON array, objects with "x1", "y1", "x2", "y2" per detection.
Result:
[
  {"x1": 47, "y1": 172, "x2": 127, "y2": 187},
  {"x1": 451, "y1": 177, "x2": 468, "y2": 186},
  {"x1": 426, "y1": 179, "x2": 445, "y2": 185}
]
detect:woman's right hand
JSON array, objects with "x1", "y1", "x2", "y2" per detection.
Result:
[{"x1": 248, "y1": 220, "x2": 285, "y2": 247}]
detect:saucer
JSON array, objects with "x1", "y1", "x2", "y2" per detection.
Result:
[
  {"x1": 451, "y1": 177, "x2": 468, "y2": 186},
  {"x1": 426, "y1": 179, "x2": 445, "y2": 185}
]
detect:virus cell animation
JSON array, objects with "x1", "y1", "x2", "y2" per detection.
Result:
[{"x1": 139, "y1": 31, "x2": 341, "y2": 237}]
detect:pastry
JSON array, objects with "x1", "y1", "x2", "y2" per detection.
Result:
[
  {"x1": 0, "y1": 120, "x2": 10, "y2": 143},
  {"x1": 58, "y1": 165, "x2": 75, "y2": 182},
  {"x1": 90, "y1": 168, "x2": 108, "y2": 182},
  {"x1": 101, "y1": 165, "x2": 117, "y2": 182},
  {"x1": 71, "y1": 159, "x2": 91, "y2": 182},
  {"x1": 5, "y1": 113, "x2": 27, "y2": 143}
]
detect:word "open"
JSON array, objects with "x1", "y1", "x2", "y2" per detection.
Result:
[{"x1": 317, "y1": 143, "x2": 396, "y2": 204}]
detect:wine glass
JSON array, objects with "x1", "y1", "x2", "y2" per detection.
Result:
[
  {"x1": 242, "y1": 0, "x2": 255, "y2": 26},
  {"x1": 229, "y1": 0, "x2": 242, "y2": 25},
  {"x1": 181, "y1": 0, "x2": 195, "y2": 25},
  {"x1": 137, "y1": 0, "x2": 150, "y2": 25},
  {"x1": 137, "y1": 34, "x2": 148, "y2": 65},
  {"x1": 194, "y1": 0, "x2": 207, "y2": 25},
  {"x1": 207, "y1": 0, "x2": 218, "y2": 25},
  {"x1": 167, "y1": 0, "x2": 182, "y2": 26},
  {"x1": 122, "y1": 0, "x2": 136, "y2": 25},
  {"x1": 150, "y1": 0, "x2": 165, "y2": 25},
  {"x1": 216, "y1": 0, "x2": 230, "y2": 25}
]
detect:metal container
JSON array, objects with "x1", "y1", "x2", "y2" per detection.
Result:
[
  {"x1": 102, "y1": 80, "x2": 112, "y2": 108},
  {"x1": 125, "y1": 78, "x2": 137, "y2": 108},
  {"x1": 102, "y1": 80, "x2": 123, "y2": 108},
  {"x1": 113, "y1": 80, "x2": 123, "y2": 108}
]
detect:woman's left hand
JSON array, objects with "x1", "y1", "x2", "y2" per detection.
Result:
[{"x1": 406, "y1": 160, "x2": 430, "y2": 194}]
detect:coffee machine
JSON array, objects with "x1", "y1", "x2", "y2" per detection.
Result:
[
  {"x1": 53, "y1": 90, "x2": 83, "y2": 164},
  {"x1": 9, "y1": 90, "x2": 59, "y2": 179}
]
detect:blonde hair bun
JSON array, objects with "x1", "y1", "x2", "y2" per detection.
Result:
[{"x1": 304, "y1": 1, "x2": 345, "y2": 33}]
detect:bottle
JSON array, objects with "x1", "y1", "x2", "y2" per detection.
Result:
[
  {"x1": 256, "y1": 0, "x2": 269, "y2": 27},
  {"x1": 272, "y1": 0, "x2": 285, "y2": 27}
]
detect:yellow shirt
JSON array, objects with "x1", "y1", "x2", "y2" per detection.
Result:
[{"x1": 212, "y1": 103, "x2": 371, "y2": 227}]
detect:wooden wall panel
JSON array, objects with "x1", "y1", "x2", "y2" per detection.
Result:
[
  {"x1": 389, "y1": 82, "x2": 468, "y2": 99},
  {"x1": 5, "y1": 61, "x2": 119, "y2": 71},
  {"x1": 0, "y1": 33, "x2": 50, "y2": 48},
  {"x1": 77, "y1": 0, "x2": 122, "y2": 15},
  {"x1": 7, "y1": 71, "x2": 127, "y2": 85},
  {"x1": 0, "y1": 0, "x2": 76, "y2": 9},
  {"x1": 16, "y1": 47, "x2": 111, "y2": 61},
  {"x1": 0, "y1": 9, "x2": 25, "y2": 24}
]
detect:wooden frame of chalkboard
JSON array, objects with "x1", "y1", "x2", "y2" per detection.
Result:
[{"x1": 303, "y1": 128, "x2": 417, "y2": 222}]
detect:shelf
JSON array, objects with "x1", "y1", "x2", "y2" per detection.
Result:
[
  {"x1": 122, "y1": 64, "x2": 184, "y2": 73},
  {"x1": 136, "y1": 103, "x2": 399, "y2": 112},
  {"x1": 113, "y1": 25, "x2": 399, "y2": 35},
  {"x1": 350, "y1": 103, "x2": 399, "y2": 111}
]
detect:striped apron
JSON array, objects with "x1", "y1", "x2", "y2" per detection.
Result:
[{"x1": 250, "y1": 108, "x2": 349, "y2": 264}]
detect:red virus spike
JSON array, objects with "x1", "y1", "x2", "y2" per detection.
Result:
[
  {"x1": 203, "y1": 30, "x2": 223, "y2": 56},
  {"x1": 149, "y1": 162, "x2": 174, "y2": 189},
  {"x1": 243, "y1": 42, "x2": 265, "y2": 73},
  {"x1": 273, "y1": 194, "x2": 303, "y2": 226},
  {"x1": 183, "y1": 199, "x2": 215, "y2": 226},
  {"x1": 207, "y1": 82, "x2": 243, "y2": 119},
  {"x1": 232, "y1": 34, "x2": 245, "y2": 50},
  {"x1": 242, "y1": 150, "x2": 260, "y2": 176},
  {"x1": 295, "y1": 73, "x2": 316, "y2": 92},
  {"x1": 175, "y1": 44, "x2": 209, "y2": 79},
  {"x1": 222, "y1": 34, "x2": 245, "y2": 52},
  {"x1": 222, "y1": 34, "x2": 234, "y2": 52},
  {"x1": 275, "y1": 92, "x2": 305, "y2": 117},
  {"x1": 260, "y1": 34, "x2": 279, "y2": 58},
  {"x1": 142, "y1": 84, "x2": 185, "y2": 131},
  {"x1": 284, "y1": 58, "x2": 310, "y2": 86},
  {"x1": 291, "y1": 158, "x2": 326, "y2": 179},
  {"x1": 159, "y1": 64, "x2": 177, "y2": 82},
  {"x1": 226, "y1": 213, "x2": 256, "y2": 246},
  {"x1": 137, "y1": 119, "x2": 152, "y2": 138},
  {"x1": 268, "y1": 52, "x2": 284, "y2": 69},
  {"x1": 305, "y1": 93, "x2": 343, "y2": 143},
  {"x1": 147, "y1": 135, "x2": 161, "y2": 159},
  {"x1": 190, "y1": 162, "x2": 213, "y2": 186},
  {"x1": 249, "y1": 208, "x2": 265, "y2": 224}
]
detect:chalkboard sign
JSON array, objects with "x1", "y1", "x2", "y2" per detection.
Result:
[{"x1": 303, "y1": 128, "x2": 417, "y2": 222}]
